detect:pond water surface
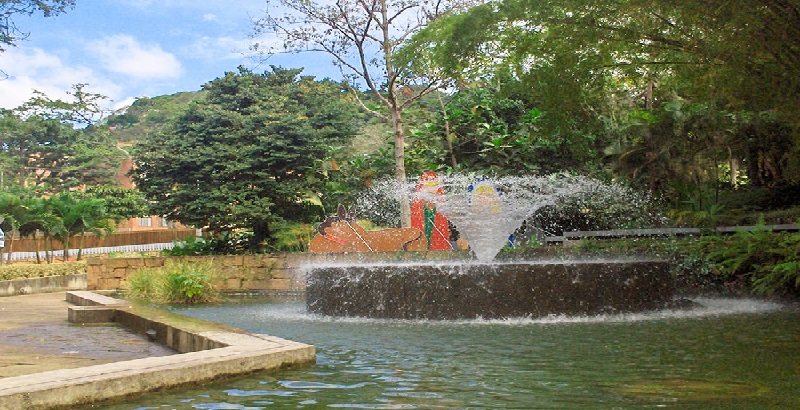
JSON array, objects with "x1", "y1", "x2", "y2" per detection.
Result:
[{"x1": 99, "y1": 297, "x2": 799, "y2": 409}]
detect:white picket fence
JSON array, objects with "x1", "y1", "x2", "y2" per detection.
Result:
[{"x1": 3, "y1": 242, "x2": 176, "y2": 261}]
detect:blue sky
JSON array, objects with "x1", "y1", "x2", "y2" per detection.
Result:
[{"x1": 0, "y1": 0, "x2": 341, "y2": 111}]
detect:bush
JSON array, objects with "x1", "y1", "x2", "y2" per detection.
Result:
[
  {"x1": 0, "y1": 261, "x2": 87, "y2": 281},
  {"x1": 540, "y1": 228, "x2": 800, "y2": 298},
  {"x1": 163, "y1": 232, "x2": 256, "y2": 256},
  {"x1": 162, "y1": 236, "x2": 217, "y2": 256},
  {"x1": 127, "y1": 260, "x2": 220, "y2": 304},
  {"x1": 701, "y1": 228, "x2": 800, "y2": 297}
]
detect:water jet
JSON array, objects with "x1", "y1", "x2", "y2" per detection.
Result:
[{"x1": 307, "y1": 174, "x2": 675, "y2": 319}]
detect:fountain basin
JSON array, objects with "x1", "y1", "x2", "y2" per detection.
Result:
[{"x1": 306, "y1": 260, "x2": 674, "y2": 319}]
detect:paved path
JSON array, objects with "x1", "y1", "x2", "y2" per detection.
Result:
[{"x1": 0, "y1": 292, "x2": 174, "y2": 378}]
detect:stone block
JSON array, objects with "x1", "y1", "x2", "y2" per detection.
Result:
[
  {"x1": 268, "y1": 268, "x2": 292, "y2": 279},
  {"x1": 106, "y1": 258, "x2": 132, "y2": 269},
  {"x1": 242, "y1": 279, "x2": 268, "y2": 289},
  {"x1": 223, "y1": 278, "x2": 242, "y2": 290},
  {"x1": 243, "y1": 255, "x2": 266, "y2": 267},
  {"x1": 126, "y1": 258, "x2": 146, "y2": 267},
  {"x1": 265, "y1": 278, "x2": 292, "y2": 290},
  {"x1": 68, "y1": 306, "x2": 116, "y2": 323},
  {"x1": 104, "y1": 278, "x2": 121, "y2": 289}
]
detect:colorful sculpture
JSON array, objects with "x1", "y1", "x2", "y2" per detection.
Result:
[
  {"x1": 309, "y1": 205, "x2": 428, "y2": 253},
  {"x1": 411, "y1": 171, "x2": 453, "y2": 250}
]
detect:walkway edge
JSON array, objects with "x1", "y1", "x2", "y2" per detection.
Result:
[{"x1": 0, "y1": 291, "x2": 315, "y2": 409}]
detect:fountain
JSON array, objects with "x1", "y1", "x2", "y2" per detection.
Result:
[{"x1": 306, "y1": 174, "x2": 675, "y2": 320}]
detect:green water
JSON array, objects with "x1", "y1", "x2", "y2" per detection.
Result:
[{"x1": 99, "y1": 297, "x2": 799, "y2": 409}]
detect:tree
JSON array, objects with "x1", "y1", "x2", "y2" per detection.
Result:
[
  {"x1": 16, "y1": 196, "x2": 59, "y2": 264},
  {"x1": 0, "y1": 87, "x2": 124, "y2": 194},
  {"x1": 131, "y1": 67, "x2": 360, "y2": 250},
  {"x1": 253, "y1": 0, "x2": 478, "y2": 226},
  {"x1": 46, "y1": 192, "x2": 112, "y2": 261},
  {"x1": 83, "y1": 184, "x2": 149, "y2": 223},
  {"x1": 402, "y1": 0, "x2": 800, "y2": 210},
  {"x1": 17, "y1": 84, "x2": 109, "y2": 127},
  {"x1": 0, "y1": 0, "x2": 75, "y2": 52}
]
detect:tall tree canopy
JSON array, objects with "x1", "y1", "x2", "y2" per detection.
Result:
[
  {"x1": 253, "y1": 0, "x2": 479, "y2": 226},
  {"x1": 131, "y1": 67, "x2": 361, "y2": 250},
  {"x1": 0, "y1": 86, "x2": 122, "y2": 194},
  {"x1": 401, "y1": 0, "x2": 800, "y2": 208}
]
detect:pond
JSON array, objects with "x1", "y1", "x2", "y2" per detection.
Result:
[{"x1": 98, "y1": 297, "x2": 799, "y2": 409}]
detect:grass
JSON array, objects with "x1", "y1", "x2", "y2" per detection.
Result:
[{"x1": 127, "y1": 260, "x2": 220, "y2": 304}]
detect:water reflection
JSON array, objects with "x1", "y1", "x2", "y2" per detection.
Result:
[{"x1": 99, "y1": 297, "x2": 798, "y2": 409}]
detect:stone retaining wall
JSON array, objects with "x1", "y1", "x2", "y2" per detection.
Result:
[
  {"x1": 86, "y1": 251, "x2": 471, "y2": 292},
  {"x1": 86, "y1": 254, "x2": 309, "y2": 292}
]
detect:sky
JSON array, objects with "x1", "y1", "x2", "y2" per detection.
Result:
[{"x1": 0, "y1": 0, "x2": 341, "y2": 111}]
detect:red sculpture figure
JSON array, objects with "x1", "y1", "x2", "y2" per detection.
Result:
[{"x1": 411, "y1": 171, "x2": 452, "y2": 250}]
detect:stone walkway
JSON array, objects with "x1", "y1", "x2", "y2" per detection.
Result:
[{"x1": 0, "y1": 292, "x2": 174, "y2": 378}]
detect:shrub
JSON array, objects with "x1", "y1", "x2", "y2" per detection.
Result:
[
  {"x1": 0, "y1": 261, "x2": 87, "y2": 281},
  {"x1": 127, "y1": 260, "x2": 220, "y2": 304},
  {"x1": 163, "y1": 232, "x2": 255, "y2": 256},
  {"x1": 162, "y1": 236, "x2": 216, "y2": 256},
  {"x1": 126, "y1": 266, "x2": 161, "y2": 299},
  {"x1": 702, "y1": 227, "x2": 800, "y2": 297}
]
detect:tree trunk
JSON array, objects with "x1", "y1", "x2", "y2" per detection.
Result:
[
  {"x1": 77, "y1": 233, "x2": 84, "y2": 261},
  {"x1": 391, "y1": 108, "x2": 411, "y2": 227},
  {"x1": 34, "y1": 235, "x2": 42, "y2": 264},
  {"x1": 438, "y1": 93, "x2": 458, "y2": 169},
  {"x1": 62, "y1": 236, "x2": 70, "y2": 262}
]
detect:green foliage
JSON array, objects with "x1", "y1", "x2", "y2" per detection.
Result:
[
  {"x1": 127, "y1": 261, "x2": 219, "y2": 304},
  {"x1": 103, "y1": 91, "x2": 204, "y2": 142},
  {"x1": 1, "y1": 86, "x2": 125, "y2": 194},
  {"x1": 401, "y1": 0, "x2": 800, "y2": 212},
  {"x1": 132, "y1": 67, "x2": 361, "y2": 252},
  {"x1": 521, "y1": 229, "x2": 800, "y2": 298},
  {"x1": 46, "y1": 191, "x2": 114, "y2": 260},
  {"x1": 702, "y1": 227, "x2": 800, "y2": 297},
  {"x1": 0, "y1": 261, "x2": 86, "y2": 281},
  {"x1": 162, "y1": 233, "x2": 255, "y2": 256},
  {"x1": 162, "y1": 236, "x2": 216, "y2": 257},
  {"x1": 126, "y1": 266, "x2": 160, "y2": 298},
  {"x1": 83, "y1": 184, "x2": 149, "y2": 222},
  {"x1": 268, "y1": 222, "x2": 314, "y2": 253}
]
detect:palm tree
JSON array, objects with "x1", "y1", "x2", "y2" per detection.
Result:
[
  {"x1": 46, "y1": 192, "x2": 113, "y2": 262},
  {"x1": 16, "y1": 197, "x2": 60, "y2": 264}
]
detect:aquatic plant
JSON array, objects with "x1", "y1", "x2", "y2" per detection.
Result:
[{"x1": 128, "y1": 260, "x2": 220, "y2": 304}]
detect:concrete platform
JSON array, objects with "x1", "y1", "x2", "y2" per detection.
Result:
[
  {"x1": 0, "y1": 291, "x2": 315, "y2": 409},
  {"x1": 0, "y1": 292, "x2": 172, "y2": 378}
]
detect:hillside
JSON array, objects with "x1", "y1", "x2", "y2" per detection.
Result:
[{"x1": 105, "y1": 91, "x2": 205, "y2": 142}]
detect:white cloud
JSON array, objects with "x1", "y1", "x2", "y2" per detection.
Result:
[
  {"x1": 184, "y1": 35, "x2": 258, "y2": 61},
  {"x1": 113, "y1": 96, "x2": 139, "y2": 111},
  {"x1": 0, "y1": 48, "x2": 123, "y2": 110},
  {"x1": 203, "y1": 13, "x2": 218, "y2": 22},
  {"x1": 89, "y1": 35, "x2": 184, "y2": 79}
]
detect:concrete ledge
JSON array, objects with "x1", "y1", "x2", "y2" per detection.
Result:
[
  {"x1": 0, "y1": 274, "x2": 87, "y2": 297},
  {"x1": 0, "y1": 291, "x2": 315, "y2": 409},
  {"x1": 67, "y1": 305, "x2": 117, "y2": 323},
  {"x1": 66, "y1": 290, "x2": 127, "y2": 306}
]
